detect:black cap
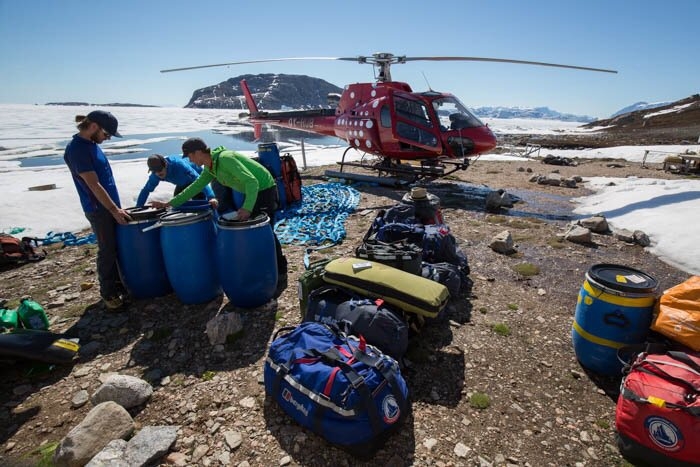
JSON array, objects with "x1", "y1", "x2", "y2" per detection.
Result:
[
  {"x1": 182, "y1": 137, "x2": 207, "y2": 156},
  {"x1": 87, "y1": 110, "x2": 122, "y2": 137},
  {"x1": 147, "y1": 154, "x2": 166, "y2": 172}
]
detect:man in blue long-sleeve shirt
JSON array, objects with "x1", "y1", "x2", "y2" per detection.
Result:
[{"x1": 136, "y1": 154, "x2": 218, "y2": 208}]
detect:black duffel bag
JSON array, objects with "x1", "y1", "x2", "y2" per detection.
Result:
[
  {"x1": 304, "y1": 285, "x2": 409, "y2": 361},
  {"x1": 354, "y1": 240, "x2": 423, "y2": 276}
]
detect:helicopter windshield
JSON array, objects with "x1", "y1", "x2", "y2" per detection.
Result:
[{"x1": 431, "y1": 96, "x2": 484, "y2": 131}]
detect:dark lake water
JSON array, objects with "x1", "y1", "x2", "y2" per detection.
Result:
[{"x1": 19, "y1": 128, "x2": 343, "y2": 168}]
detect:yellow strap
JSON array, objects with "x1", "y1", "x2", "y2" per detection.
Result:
[
  {"x1": 52, "y1": 339, "x2": 80, "y2": 352},
  {"x1": 572, "y1": 321, "x2": 625, "y2": 349},
  {"x1": 583, "y1": 280, "x2": 655, "y2": 308}
]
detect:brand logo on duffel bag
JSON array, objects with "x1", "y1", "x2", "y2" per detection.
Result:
[
  {"x1": 382, "y1": 395, "x2": 401, "y2": 424},
  {"x1": 282, "y1": 388, "x2": 309, "y2": 417},
  {"x1": 645, "y1": 416, "x2": 684, "y2": 452}
]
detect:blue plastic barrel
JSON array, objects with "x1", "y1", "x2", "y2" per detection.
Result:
[
  {"x1": 257, "y1": 143, "x2": 282, "y2": 178},
  {"x1": 216, "y1": 214, "x2": 278, "y2": 308},
  {"x1": 572, "y1": 264, "x2": 658, "y2": 375},
  {"x1": 159, "y1": 210, "x2": 221, "y2": 304},
  {"x1": 232, "y1": 190, "x2": 245, "y2": 211},
  {"x1": 116, "y1": 206, "x2": 172, "y2": 299}
]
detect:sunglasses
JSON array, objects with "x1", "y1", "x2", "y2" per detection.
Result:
[{"x1": 98, "y1": 126, "x2": 112, "y2": 139}]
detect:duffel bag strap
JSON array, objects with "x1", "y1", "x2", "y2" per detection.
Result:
[
  {"x1": 668, "y1": 351, "x2": 700, "y2": 374},
  {"x1": 353, "y1": 350, "x2": 408, "y2": 411},
  {"x1": 641, "y1": 358, "x2": 700, "y2": 393},
  {"x1": 621, "y1": 386, "x2": 700, "y2": 417},
  {"x1": 305, "y1": 347, "x2": 384, "y2": 435}
]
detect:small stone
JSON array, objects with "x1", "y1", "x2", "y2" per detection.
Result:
[
  {"x1": 423, "y1": 438, "x2": 438, "y2": 450},
  {"x1": 454, "y1": 442, "x2": 471, "y2": 458},
  {"x1": 71, "y1": 390, "x2": 89, "y2": 408}
]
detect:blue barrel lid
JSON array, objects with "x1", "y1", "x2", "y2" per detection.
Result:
[
  {"x1": 218, "y1": 213, "x2": 269, "y2": 229},
  {"x1": 587, "y1": 263, "x2": 658, "y2": 294},
  {"x1": 124, "y1": 206, "x2": 165, "y2": 222},
  {"x1": 160, "y1": 210, "x2": 212, "y2": 226}
]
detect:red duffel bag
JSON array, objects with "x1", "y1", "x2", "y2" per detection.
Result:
[{"x1": 616, "y1": 349, "x2": 700, "y2": 467}]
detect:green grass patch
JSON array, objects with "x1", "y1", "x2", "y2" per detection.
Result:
[
  {"x1": 469, "y1": 392, "x2": 491, "y2": 409},
  {"x1": 493, "y1": 323, "x2": 511, "y2": 337},
  {"x1": 512, "y1": 262, "x2": 540, "y2": 277},
  {"x1": 595, "y1": 419, "x2": 610, "y2": 430},
  {"x1": 201, "y1": 370, "x2": 216, "y2": 381},
  {"x1": 547, "y1": 237, "x2": 567, "y2": 249},
  {"x1": 24, "y1": 440, "x2": 59, "y2": 467},
  {"x1": 507, "y1": 303, "x2": 519, "y2": 311}
]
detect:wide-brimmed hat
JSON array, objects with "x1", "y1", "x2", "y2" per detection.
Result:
[
  {"x1": 86, "y1": 110, "x2": 122, "y2": 138},
  {"x1": 410, "y1": 187, "x2": 428, "y2": 200}
]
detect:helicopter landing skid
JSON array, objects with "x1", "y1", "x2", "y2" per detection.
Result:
[{"x1": 324, "y1": 148, "x2": 471, "y2": 185}]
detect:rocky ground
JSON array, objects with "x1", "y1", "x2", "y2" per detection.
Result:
[{"x1": 0, "y1": 148, "x2": 696, "y2": 466}]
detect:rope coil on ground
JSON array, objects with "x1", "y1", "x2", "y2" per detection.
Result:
[{"x1": 274, "y1": 183, "x2": 360, "y2": 245}]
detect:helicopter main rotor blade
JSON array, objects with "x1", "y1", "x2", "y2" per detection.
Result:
[
  {"x1": 404, "y1": 56, "x2": 617, "y2": 74},
  {"x1": 160, "y1": 57, "x2": 357, "y2": 73}
]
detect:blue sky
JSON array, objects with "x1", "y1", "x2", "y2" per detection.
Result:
[{"x1": 1, "y1": 0, "x2": 698, "y2": 118}]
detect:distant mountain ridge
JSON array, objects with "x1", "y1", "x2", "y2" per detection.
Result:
[
  {"x1": 471, "y1": 106, "x2": 594, "y2": 122},
  {"x1": 45, "y1": 102, "x2": 158, "y2": 107}
]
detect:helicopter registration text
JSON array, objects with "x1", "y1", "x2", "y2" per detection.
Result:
[{"x1": 287, "y1": 118, "x2": 315, "y2": 129}]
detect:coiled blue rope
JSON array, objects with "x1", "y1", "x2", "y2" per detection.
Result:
[
  {"x1": 274, "y1": 183, "x2": 360, "y2": 245},
  {"x1": 42, "y1": 231, "x2": 96, "y2": 246}
]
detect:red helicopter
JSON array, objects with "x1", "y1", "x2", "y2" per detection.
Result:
[{"x1": 162, "y1": 53, "x2": 616, "y2": 182}]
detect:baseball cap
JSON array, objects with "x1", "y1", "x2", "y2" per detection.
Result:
[
  {"x1": 182, "y1": 137, "x2": 207, "y2": 156},
  {"x1": 147, "y1": 154, "x2": 166, "y2": 172},
  {"x1": 87, "y1": 110, "x2": 122, "y2": 138}
]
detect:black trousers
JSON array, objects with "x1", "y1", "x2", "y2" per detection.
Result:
[
  {"x1": 250, "y1": 186, "x2": 288, "y2": 275},
  {"x1": 85, "y1": 208, "x2": 123, "y2": 299}
]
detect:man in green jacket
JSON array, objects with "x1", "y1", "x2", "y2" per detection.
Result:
[{"x1": 152, "y1": 138, "x2": 288, "y2": 283}]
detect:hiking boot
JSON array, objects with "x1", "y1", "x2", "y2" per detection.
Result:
[{"x1": 102, "y1": 295, "x2": 124, "y2": 311}]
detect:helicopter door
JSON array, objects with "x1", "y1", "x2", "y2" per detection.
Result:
[{"x1": 391, "y1": 94, "x2": 441, "y2": 152}]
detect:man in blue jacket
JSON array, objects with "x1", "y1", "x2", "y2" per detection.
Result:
[
  {"x1": 136, "y1": 154, "x2": 218, "y2": 209},
  {"x1": 64, "y1": 110, "x2": 131, "y2": 310}
]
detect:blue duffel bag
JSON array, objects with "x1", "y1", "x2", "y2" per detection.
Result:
[{"x1": 264, "y1": 322, "x2": 409, "y2": 457}]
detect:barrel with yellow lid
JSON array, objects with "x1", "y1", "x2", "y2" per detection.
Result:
[{"x1": 572, "y1": 264, "x2": 658, "y2": 375}]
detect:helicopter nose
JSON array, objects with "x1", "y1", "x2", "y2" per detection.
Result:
[{"x1": 473, "y1": 126, "x2": 498, "y2": 153}]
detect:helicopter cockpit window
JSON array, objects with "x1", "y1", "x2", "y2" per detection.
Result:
[
  {"x1": 432, "y1": 96, "x2": 484, "y2": 131},
  {"x1": 394, "y1": 96, "x2": 432, "y2": 128}
]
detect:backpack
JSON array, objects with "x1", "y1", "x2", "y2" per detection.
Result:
[
  {"x1": 264, "y1": 322, "x2": 409, "y2": 457},
  {"x1": 280, "y1": 153, "x2": 302, "y2": 205},
  {"x1": 0, "y1": 234, "x2": 46, "y2": 265},
  {"x1": 616, "y1": 348, "x2": 700, "y2": 467},
  {"x1": 305, "y1": 285, "x2": 409, "y2": 361}
]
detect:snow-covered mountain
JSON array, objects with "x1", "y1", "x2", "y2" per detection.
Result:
[
  {"x1": 610, "y1": 101, "x2": 671, "y2": 118},
  {"x1": 472, "y1": 106, "x2": 594, "y2": 122}
]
